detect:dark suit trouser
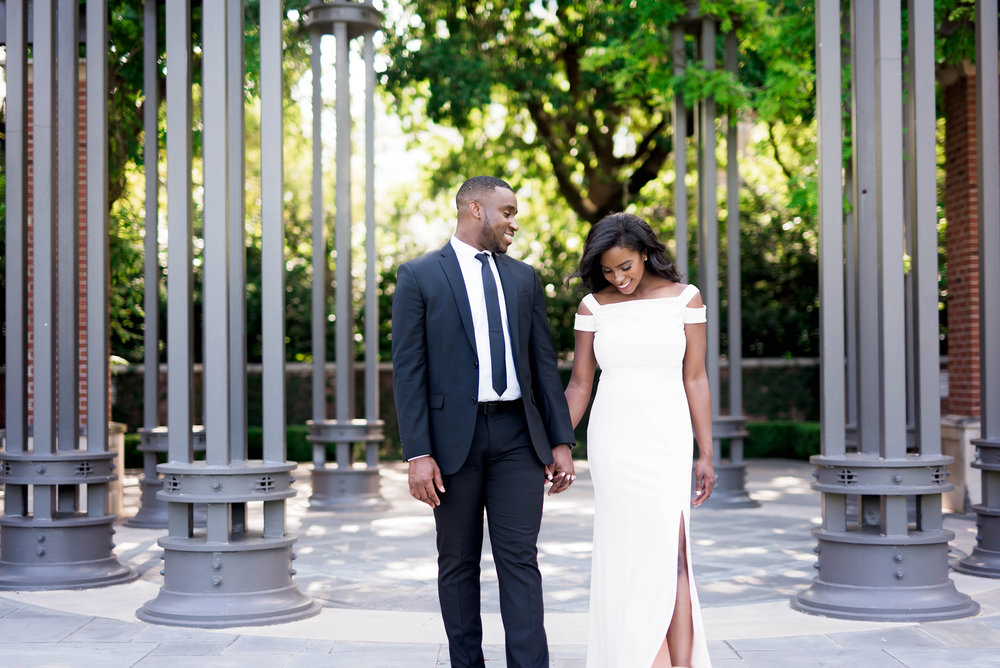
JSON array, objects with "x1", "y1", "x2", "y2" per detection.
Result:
[{"x1": 434, "y1": 407, "x2": 548, "y2": 668}]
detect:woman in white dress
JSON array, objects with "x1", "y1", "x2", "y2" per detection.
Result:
[{"x1": 565, "y1": 213, "x2": 715, "y2": 668}]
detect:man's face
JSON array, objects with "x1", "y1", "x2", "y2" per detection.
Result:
[{"x1": 473, "y1": 187, "x2": 519, "y2": 254}]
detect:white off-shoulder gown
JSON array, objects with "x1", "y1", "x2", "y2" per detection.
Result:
[{"x1": 575, "y1": 284, "x2": 711, "y2": 668}]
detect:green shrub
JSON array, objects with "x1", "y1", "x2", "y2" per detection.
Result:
[
  {"x1": 744, "y1": 420, "x2": 820, "y2": 460},
  {"x1": 122, "y1": 433, "x2": 143, "y2": 468},
  {"x1": 246, "y1": 425, "x2": 313, "y2": 462},
  {"x1": 121, "y1": 419, "x2": 819, "y2": 468}
]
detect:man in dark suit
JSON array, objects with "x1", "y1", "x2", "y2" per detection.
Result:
[{"x1": 392, "y1": 176, "x2": 577, "y2": 668}]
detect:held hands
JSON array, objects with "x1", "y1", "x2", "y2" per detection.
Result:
[
  {"x1": 545, "y1": 444, "x2": 576, "y2": 495},
  {"x1": 692, "y1": 456, "x2": 716, "y2": 507},
  {"x1": 410, "y1": 445, "x2": 577, "y2": 505},
  {"x1": 408, "y1": 456, "x2": 445, "y2": 508}
]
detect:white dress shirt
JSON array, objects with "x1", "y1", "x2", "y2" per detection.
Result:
[{"x1": 450, "y1": 236, "x2": 522, "y2": 402}]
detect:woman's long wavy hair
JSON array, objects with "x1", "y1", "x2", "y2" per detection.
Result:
[{"x1": 574, "y1": 212, "x2": 682, "y2": 292}]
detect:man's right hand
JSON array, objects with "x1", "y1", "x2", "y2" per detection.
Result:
[{"x1": 408, "y1": 456, "x2": 446, "y2": 508}]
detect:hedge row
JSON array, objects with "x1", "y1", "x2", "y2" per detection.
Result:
[{"x1": 120, "y1": 420, "x2": 821, "y2": 469}]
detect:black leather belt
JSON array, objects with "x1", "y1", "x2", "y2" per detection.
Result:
[{"x1": 477, "y1": 398, "x2": 523, "y2": 415}]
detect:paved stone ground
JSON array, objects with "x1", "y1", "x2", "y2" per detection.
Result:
[{"x1": 1, "y1": 459, "x2": 999, "y2": 666}]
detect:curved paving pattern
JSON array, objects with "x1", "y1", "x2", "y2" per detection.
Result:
[{"x1": 2, "y1": 460, "x2": 1000, "y2": 666}]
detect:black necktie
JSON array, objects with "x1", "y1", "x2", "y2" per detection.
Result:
[{"x1": 476, "y1": 252, "x2": 508, "y2": 397}]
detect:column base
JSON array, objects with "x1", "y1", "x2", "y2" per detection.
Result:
[
  {"x1": 954, "y1": 504, "x2": 1000, "y2": 578},
  {"x1": 954, "y1": 545, "x2": 1000, "y2": 578},
  {"x1": 792, "y1": 528, "x2": 979, "y2": 621},
  {"x1": 793, "y1": 578, "x2": 980, "y2": 621},
  {"x1": 0, "y1": 518, "x2": 136, "y2": 590},
  {"x1": 698, "y1": 461, "x2": 759, "y2": 509},
  {"x1": 308, "y1": 467, "x2": 389, "y2": 511},
  {"x1": 136, "y1": 534, "x2": 320, "y2": 627}
]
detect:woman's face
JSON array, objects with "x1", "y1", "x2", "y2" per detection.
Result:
[{"x1": 599, "y1": 245, "x2": 646, "y2": 295}]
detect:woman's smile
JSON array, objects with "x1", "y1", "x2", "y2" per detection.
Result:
[{"x1": 600, "y1": 245, "x2": 645, "y2": 296}]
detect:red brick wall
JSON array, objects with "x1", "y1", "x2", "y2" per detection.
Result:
[
  {"x1": 25, "y1": 68, "x2": 92, "y2": 427},
  {"x1": 943, "y1": 72, "x2": 980, "y2": 417}
]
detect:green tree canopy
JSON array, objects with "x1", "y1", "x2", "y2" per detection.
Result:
[{"x1": 381, "y1": 0, "x2": 822, "y2": 223}]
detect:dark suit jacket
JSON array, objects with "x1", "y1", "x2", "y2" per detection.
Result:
[{"x1": 392, "y1": 242, "x2": 576, "y2": 475}]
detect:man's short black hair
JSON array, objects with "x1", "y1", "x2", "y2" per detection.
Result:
[{"x1": 456, "y1": 176, "x2": 514, "y2": 211}]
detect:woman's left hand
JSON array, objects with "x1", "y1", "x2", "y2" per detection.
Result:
[
  {"x1": 692, "y1": 457, "x2": 716, "y2": 507},
  {"x1": 545, "y1": 444, "x2": 577, "y2": 495}
]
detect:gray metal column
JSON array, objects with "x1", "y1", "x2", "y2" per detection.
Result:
[
  {"x1": 842, "y1": 7, "x2": 859, "y2": 442},
  {"x1": 58, "y1": 0, "x2": 81, "y2": 458},
  {"x1": 131, "y1": 0, "x2": 165, "y2": 528},
  {"x1": 0, "y1": 0, "x2": 30, "y2": 574},
  {"x1": 143, "y1": 0, "x2": 161, "y2": 441},
  {"x1": 0, "y1": 0, "x2": 134, "y2": 590},
  {"x1": 671, "y1": 25, "x2": 688, "y2": 279},
  {"x1": 3, "y1": 0, "x2": 29, "y2": 459},
  {"x1": 719, "y1": 30, "x2": 755, "y2": 508},
  {"x1": 363, "y1": 21, "x2": 380, "y2": 464},
  {"x1": 137, "y1": 0, "x2": 318, "y2": 626},
  {"x1": 693, "y1": 14, "x2": 754, "y2": 509},
  {"x1": 228, "y1": 0, "x2": 249, "y2": 463},
  {"x1": 304, "y1": 1, "x2": 387, "y2": 510},
  {"x1": 847, "y1": 0, "x2": 877, "y2": 457},
  {"x1": 309, "y1": 26, "x2": 327, "y2": 443},
  {"x1": 906, "y1": 0, "x2": 943, "y2": 459},
  {"x1": 261, "y1": 0, "x2": 289, "y2": 468},
  {"x1": 699, "y1": 17, "x2": 718, "y2": 444},
  {"x1": 956, "y1": 0, "x2": 1000, "y2": 578},
  {"x1": 793, "y1": 0, "x2": 977, "y2": 620},
  {"x1": 128, "y1": 0, "x2": 206, "y2": 530}
]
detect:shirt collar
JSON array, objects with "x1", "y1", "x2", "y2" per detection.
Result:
[{"x1": 450, "y1": 235, "x2": 490, "y2": 262}]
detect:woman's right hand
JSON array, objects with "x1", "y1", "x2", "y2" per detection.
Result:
[{"x1": 692, "y1": 456, "x2": 715, "y2": 507}]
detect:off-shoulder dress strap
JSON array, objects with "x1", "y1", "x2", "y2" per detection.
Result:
[
  {"x1": 575, "y1": 294, "x2": 599, "y2": 332},
  {"x1": 682, "y1": 284, "x2": 707, "y2": 324},
  {"x1": 678, "y1": 283, "x2": 700, "y2": 304}
]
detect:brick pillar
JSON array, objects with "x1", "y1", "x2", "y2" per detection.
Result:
[
  {"x1": 943, "y1": 67, "x2": 981, "y2": 419},
  {"x1": 24, "y1": 64, "x2": 92, "y2": 429},
  {"x1": 940, "y1": 62, "x2": 995, "y2": 513}
]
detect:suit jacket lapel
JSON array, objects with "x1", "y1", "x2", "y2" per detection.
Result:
[
  {"x1": 438, "y1": 243, "x2": 477, "y2": 353},
  {"x1": 494, "y1": 254, "x2": 521, "y2": 365}
]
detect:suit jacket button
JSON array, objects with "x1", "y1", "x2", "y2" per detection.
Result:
[
  {"x1": 474, "y1": 362, "x2": 479, "y2": 368},
  {"x1": 469, "y1": 398, "x2": 476, "y2": 405}
]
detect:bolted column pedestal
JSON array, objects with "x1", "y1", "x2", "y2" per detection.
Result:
[
  {"x1": 307, "y1": 420, "x2": 388, "y2": 510},
  {"x1": 796, "y1": 531, "x2": 976, "y2": 621},
  {"x1": 0, "y1": 434, "x2": 135, "y2": 590},
  {"x1": 793, "y1": 453, "x2": 978, "y2": 620},
  {"x1": 137, "y1": 0, "x2": 318, "y2": 628},
  {"x1": 955, "y1": 438, "x2": 1000, "y2": 577},
  {"x1": 125, "y1": 427, "x2": 208, "y2": 529},
  {"x1": 796, "y1": 0, "x2": 977, "y2": 624},
  {"x1": 701, "y1": 416, "x2": 758, "y2": 509},
  {"x1": 954, "y1": 0, "x2": 1000, "y2": 581},
  {"x1": 1, "y1": 1, "x2": 133, "y2": 593},
  {"x1": 0, "y1": 518, "x2": 135, "y2": 590},
  {"x1": 303, "y1": 3, "x2": 386, "y2": 513},
  {"x1": 136, "y1": 459, "x2": 320, "y2": 627},
  {"x1": 137, "y1": 535, "x2": 317, "y2": 627}
]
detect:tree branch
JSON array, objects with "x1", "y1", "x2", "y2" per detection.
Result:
[
  {"x1": 527, "y1": 99, "x2": 593, "y2": 221},
  {"x1": 767, "y1": 122, "x2": 795, "y2": 182}
]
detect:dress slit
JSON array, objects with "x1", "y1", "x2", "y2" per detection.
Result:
[{"x1": 653, "y1": 511, "x2": 696, "y2": 668}]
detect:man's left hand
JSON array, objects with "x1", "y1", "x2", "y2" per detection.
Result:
[{"x1": 545, "y1": 444, "x2": 576, "y2": 495}]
